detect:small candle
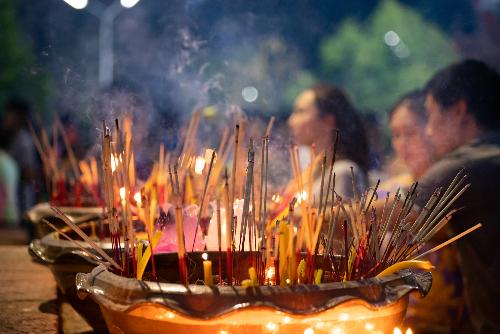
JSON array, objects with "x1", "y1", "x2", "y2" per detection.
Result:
[
  {"x1": 278, "y1": 222, "x2": 288, "y2": 285},
  {"x1": 202, "y1": 253, "x2": 213, "y2": 285},
  {"x1": 249, "y1": 266, "x2": 257, "y2": 285},
  {"x1": 314, "y1": 268, "x2": 323, "y2": 285}
]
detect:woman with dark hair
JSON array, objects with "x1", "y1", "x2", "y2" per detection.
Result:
[
  {"x1": 287, "y1": 83, "x2": 369, "y2": 199},
  {"x1": 389, "y1": 90, "x2": 435, "y2": 179},
  {"x1": 380, "y1": 90, "x2": 436, "y2": 193}
]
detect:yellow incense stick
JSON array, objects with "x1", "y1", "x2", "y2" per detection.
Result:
[
  {"x1": 413, "y1": 223, "x2": 482, "y2": 260},
  {"x1": 137, "y1": 230, "x2": 162, "y2": 280}
]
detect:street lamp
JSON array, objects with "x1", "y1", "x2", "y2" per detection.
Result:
[
  {"x1": 63, "y1": 0, "x2": 88, "y2": 10},
  {"x1": 62, "y1": 0, "x2": 141, "y2": 89},
  {"x1": 120, "y1": 0, "x2": 141, "y2": 8}
]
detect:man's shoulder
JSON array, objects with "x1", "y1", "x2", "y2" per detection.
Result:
[
  {"x1": 423, "y1": 139, "x2": 500, "y2": 185},
  {"x1": 416, "y1": 139, "x2": 500, "y2": 207}
]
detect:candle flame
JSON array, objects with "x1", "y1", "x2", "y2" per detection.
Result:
[
  {"x1": 265, "y1": 265, "x2": 276, "y2": 285},
  {"x1": 110, "y1": 154, "x2": 122, "y2": 173},
  {"x1": 194, "y1": 156, "x2": 206, "y2": 175},
  {"x1": 119, "y1": 187, "x2": 126, "y2": 201},
  {"x1": 296, "y1": 190, "x2": 307, "y2": 204},
  {"x1": 406, "y1": 329, "x2": 413, "y2": 334},
  {"x1": 134, "y1": 192, "x2": 141, "y2": 205},
  {"x1": 271, "y1": 194, "x2": 281, "y2": 203},
  {"x1": 111, "y1": 154, "x2": 117, "y2": 172},
  {"x1": 204, "y1": 148, "x2": 216, "y2": 162},
  {"x1": 202, "y1": 252, "x2": 208, "y2": 261},
  {"x1": 393, "y1": 328, "x2": 403, "y2": 334}
]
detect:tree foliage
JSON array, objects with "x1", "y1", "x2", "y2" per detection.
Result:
[
  {"x1": 0, "y1": 0, "x2": 48, "y2": 115},
  {"x1": 319, "y1": 0, "x2": 458, "y2": 112}
]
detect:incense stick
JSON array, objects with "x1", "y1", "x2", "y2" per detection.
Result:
[
  {"x1": 51, "y1": 207, "x2": 121, "y2": 270},
  {"x1": 412, "y1": 223, "x2": 482, "y2": 260},
  {"x1": 322, "y1": 130, "x2": 340, "y2": 217},
  {"x1": 192, "y1": 151, "x2": 216, "y2": 251},
  {"x1": 55, "y1": 117, "x2": 80, "y2": 179}
]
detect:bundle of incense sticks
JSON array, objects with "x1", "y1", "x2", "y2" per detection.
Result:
[
  {"x1": 244, "y1": 133, "x2": 479, "y2": 285},
  {"x1": 29, "y1": 119, "x2": 101, "y2": 206},
  {"x1": 267, "y1": 145, "x2": 478, "y2": 284},
  {"x1": 44, "y1": 113, "x2": 479, "y2": 287},
  {"x1": 41, "y1": 112, "x2": 243, "y2": 280}
]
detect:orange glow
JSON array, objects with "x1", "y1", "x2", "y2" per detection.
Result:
[
  {"x1": 102, "y1": 297, "x2": 410, "y2": 334},
  {"x1": 364, "y1": 322, "x2": 375, "y2": 331}
]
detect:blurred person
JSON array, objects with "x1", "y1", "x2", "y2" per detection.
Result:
[
  {"x1": 0, "y1": 144, "x2": 19, "y2": 227},
  {"x1": 381, "y1": 90, "x2": 437, "y2": 192},
  {"x1": 1, "y1": 98, "x2": 38, "y2": 236},
  {"x1": 384, "y1": 90, "x2": 465, "y2": 333},
  {"x1": 287, "y1": 83, "x2": 369, "y2": 199},
  {"x1": 416, "y1": 59, "x2": 500, "y2": 333}
]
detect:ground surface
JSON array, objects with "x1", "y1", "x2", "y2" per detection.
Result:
[{"x1": 0, "y1": 229, "x2": 95, "y2": 334}]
